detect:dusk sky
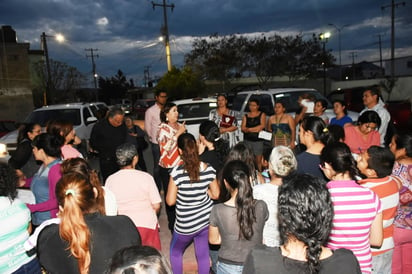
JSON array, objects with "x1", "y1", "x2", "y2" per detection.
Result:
[{"x1": 1, "y1": 0, "x2": 411, "y2": 87}]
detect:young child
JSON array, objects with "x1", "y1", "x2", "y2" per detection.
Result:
[{"x1": 357, "y1": 146, "x2": 400, "y2": 274}]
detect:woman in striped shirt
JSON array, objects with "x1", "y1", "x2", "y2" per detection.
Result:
[
  {"x1": 166, "y1": 133, "x2": 220, "y2": 274},
  {"x1": 320, "y1": 142, "x2": 383, "y2": 274}
]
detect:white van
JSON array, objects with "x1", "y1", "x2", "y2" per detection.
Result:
[
  {"x1": 231, "y1": 88, "x2": 359, "y2": 122},
  {"x1": 0, "y1": 102, "x2": 107, "y2": 156}
]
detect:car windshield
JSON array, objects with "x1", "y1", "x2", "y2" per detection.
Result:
[
  {"x1": 232, "y1": 94, "x2": 248, "y2": 112},
  {"x1": 177, "y1": 102, "x2": 216, "y2": 119},
  {"x1": 25, "y1": 109, "x2": 81, "y2": 126},
  {"x1": 273, "y1": 91, "x2": 332, "y2": 113}
]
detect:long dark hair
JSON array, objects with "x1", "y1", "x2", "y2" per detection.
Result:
[
  {"x1": 160, "y1": 102, "x2": 176, "y2": 123},
  {"x1": 279, "y1": 174, "x2": 334, "y2": 274},
  {"x1": 320, "y1": 142, "x2": 360, "y2": 180},
  {"x1": 0, "y1": 163, "x2": 18, "y2": 200},
  {"x1": 221, "y1": 160, "x2": 256, "y2": 240},
  {"x1": 17, "y1": 123, "x2": 40, "y2": 143},
  {"x1": 226, "y1": 142, "x2": 258, "y2": 182},
  {"x1": 177, "y1": 133, "x2": 200, "y2": 182},
  {"x1": 32, "y1": 133, "x2": 63, "y2": 158},
  {"x1": 392, "y1": 132, "x2": 412, "y2": 158}
]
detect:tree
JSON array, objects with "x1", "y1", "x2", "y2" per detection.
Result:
[
  {"x1": 243, "y1": 34, "x2": 286, "y2": 88},
  {"x1": 185, "y1": 33, "x2": 336, "y2": 87},
  {"x1": 185, "y1": 34, "x2": 247, "y2": 90},
  {"x1": 98, "y1": 70, "x2": 132, "y2": 104},
  {"x1": 156, "y1": 66, "x2": 205, "y2": 99},
  {"x1": 32, "y1": 59, "x2": 85, "y2": 106}
]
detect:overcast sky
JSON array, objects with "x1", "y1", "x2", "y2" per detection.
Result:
[{"x1": 1, "y1": 0, "x2": 411, "y2": 87}]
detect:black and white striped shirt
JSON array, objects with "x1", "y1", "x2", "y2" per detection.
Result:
[{"x1": 171, "y1": 163, "x2": 216, "y2": 235}]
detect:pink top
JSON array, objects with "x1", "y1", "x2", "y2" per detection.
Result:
[
  {"x1": 327, "y1": 180, "x2": 382, "y2": 274},
  {"x1": 25, "y1": 164, "x2": 62, "y2": 219},
  {"x1": 61, "y1": 144, "x2": 83, "y2": 159},
  {"x1": 144, "y1": 103, "x2": 161, "y2": 144},
  {"x1": 105, "y1": 169, "x2": 161, "y2": 229},
  {"x1": 344, "y1": 125, "x2": 380, "y2": 154}
]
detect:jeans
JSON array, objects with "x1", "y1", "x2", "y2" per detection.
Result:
[
  {"x1": 371, "y1": 249, "x2": 393, "y2": 274},
  {"x1": 209, "y1": 245, "x2": 219, "y2": 273},
  {"x1": 12, "y1": 258, "x2": 41, "y2": 274},
  {"x1": 216, "y1": 261, "x2": 243, "y2": 274},
  {"x1": 170, "y1": 227, "x2": 210, "y2": 274}
]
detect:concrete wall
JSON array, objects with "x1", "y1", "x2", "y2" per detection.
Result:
[{"x1": 0, "y1": 93, "x2": 34, "y2": 121}]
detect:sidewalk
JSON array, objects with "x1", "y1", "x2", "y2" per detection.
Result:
[{"x1": 158, "y1": 199, "x2": 199, "y2": 274}]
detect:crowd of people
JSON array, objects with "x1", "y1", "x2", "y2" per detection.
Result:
[{"x1": 1, "y1": 86, "x2": 411, "y2": 274}]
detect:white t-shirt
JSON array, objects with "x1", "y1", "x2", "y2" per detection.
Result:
[{"x1": 253, "y1": 183, "x2": 280, "y2": 247}]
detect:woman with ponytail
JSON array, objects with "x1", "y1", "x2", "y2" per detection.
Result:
[
  {"x1": 37, "y1": 173, "x2": 140, "y2": 274},
  {"x1": 243, "y1": 173, "x2": 361, "y2": 274},
  {"x1": 166, "y1": 133, "x2": 220, "y2": 274},
  {"x1": 209, "y1": 160, "x2": 268, "y2": 274},
  {"x1": 319, "y1": 142, "x2": 383, "y2": 274},
  {"x1": 296, "y1": 116, "x2": 330, "y2": 179},
  {"x1": 61, "y1": 158, "x2": 117, "y2": 216}
]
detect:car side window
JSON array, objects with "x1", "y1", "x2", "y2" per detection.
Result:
[{"x1": 83, "y1": 107, "x2": 92, "y2": 123}]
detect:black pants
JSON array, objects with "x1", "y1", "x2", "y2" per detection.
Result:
[
  {"x1": 99, "y1": 157, "x2": 119, "y2": 184},
  {"x1": 160, "y1": 166, "x2": 176, "y2": 232},
  {"x1": 151, "y1": 143, "x2": 162, "y2": 192}
]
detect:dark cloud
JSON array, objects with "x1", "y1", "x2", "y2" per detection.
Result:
[{"x1": 1, "y1": 0, "x2": 411, "y2": 84}]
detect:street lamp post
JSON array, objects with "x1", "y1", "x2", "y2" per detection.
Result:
[
  {"x1": 319, "y1": 32, "x2": 331, "y2": 96},
  {"x1": 40, "y1": 32, "x2": 64, "y2": 105},
  {"x1": 328, "y1": 24, "x2": 349, "y2": 81}
]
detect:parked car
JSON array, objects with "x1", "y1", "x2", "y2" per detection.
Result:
[
  {"x1": 134, "y1": 99, "x2": 156, "y2": 119},
  {"x1": 328, "y1": 87, "x2": 412, "y2": 132},
  {"x1": 173, "y1": 97, "x2": 217, "y2": 139},
  {"x1": 0, "y1": 102, "x2": 107, "y2": 156},
  {"x1": 0, "y1": 120, "x2": 17, "y2": 138},
  {"x1": 231, "y1": 88, "x2": 359, "y2": 122}
]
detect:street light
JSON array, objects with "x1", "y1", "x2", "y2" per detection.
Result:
[
  {"x1": 40, "y1": 32, "x2": 65, "y2": 105},
  {"x1": 319, "y1": 32, "x2": 331, "y2": 96},
  {"x1": 328, "y1": 23, "x2": 349, "y2": 81}
]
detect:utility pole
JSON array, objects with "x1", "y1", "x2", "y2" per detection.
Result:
[
  {"x1": 144, "y1": 66, "x2": 151, "y2": 87},
  {"x1": 85, "y1": 48, "x2": 99, "y2": 88},
  {"x1": 152, "y1": 0, "x2": 175, "y2": 72},
  {"x1": 41, "y1": 32, "x2": 52, "y2": 105},
  {"x1": 328, "y1": 23, "x2": 349, "y2": 81},
  {"x1": 376, "y1": 34, "x2": 384, "y2": 76},
  {"x1": 381, "y1": 0, "x2": 405, "y2": 80},
  {"x1": 349, "y1": 51, "x2": 357, "y2": 80}
]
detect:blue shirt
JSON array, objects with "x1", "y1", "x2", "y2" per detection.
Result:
[{"x1": 330, "y1": 115, "x2": 353, "y2": 127}]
